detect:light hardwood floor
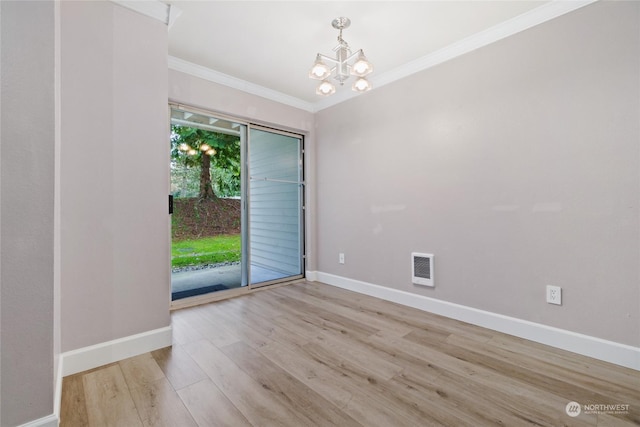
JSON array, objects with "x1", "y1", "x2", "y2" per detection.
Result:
[{"x1": 61, "y1": 281, "x2": 640, "y2": 426}]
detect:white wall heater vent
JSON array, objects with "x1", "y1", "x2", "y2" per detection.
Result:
[{"x1": 412, "y1": 252, "x2": 434, "y2": 287}]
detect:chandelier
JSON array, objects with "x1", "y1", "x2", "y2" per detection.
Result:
[{"x1": 308, "y1": 17, "x2": 373, "y2": 96}]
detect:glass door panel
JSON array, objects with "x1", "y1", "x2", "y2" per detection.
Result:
[
  {"x1": 169, "y1": 106, "x2": 247, "y2": 300},
  {"x1": 249, "y1": 127, "x2": 304, "y2": 286}
]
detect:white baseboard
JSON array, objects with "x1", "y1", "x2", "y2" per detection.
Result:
[
  {"x1": 305, "y1": 270, "x2": 318, "y2": 282},
  {"x1": 314, "y1": 271, "x2": 640, "y2": 371},
  {"x1": 62, "y1": 325, "x2": 173, "y2": 376},
  {"x1": 17, "y1": 414, "x2": 58, "y2": 427}
]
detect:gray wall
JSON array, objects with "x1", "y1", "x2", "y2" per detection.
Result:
[
  {"x1": 0, "y1": 1, "x2": 55, "y2": 425},
  {"x1": 315, "y1": 1, "x2": 639, "y2": 346},
  {"x1": 169, "y1": 70, "x2": 314, "y2": 134},
  {"x1": 60, "y1": 2, "x2": 170, "y2": 352}
]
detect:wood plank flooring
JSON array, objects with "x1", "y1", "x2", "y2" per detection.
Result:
[{"x1": 61, "y1": 281, "x2": 640, "y2": 426}]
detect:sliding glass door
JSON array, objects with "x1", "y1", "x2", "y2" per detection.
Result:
[
  {"x1": 169, "y1": 105, "x2": 304, "y2": 300},
  {"x1": 248, "y1": 126, "x2": 305, "y2": 286}
]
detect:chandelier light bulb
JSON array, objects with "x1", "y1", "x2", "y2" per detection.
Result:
[
  {"x1": 351, "y1": 52, "x2": 373, "y2": 77},
  {"x1": 206, "y1": 149, "x2": 216, "y2": 156},
  {"x1": 200, "y1": 143, "x2": 211, "y2": 152},
  {"x1": 316, "y1": 80, "x2": 336, "y2": 96},
  {"x1": 178, "y1": 143, "x2": 190, "y2": 152},
  {"x1": 187, "y1": 149, "x2": 197, "y2": 156},
  {"x1": 309, "y1": 57, "x2": 331, "y2": 80},
  {"x1": 352, "y1": 77, "x2": 372, "y2": 93}
]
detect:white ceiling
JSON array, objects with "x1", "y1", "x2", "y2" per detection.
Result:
[{"x1": 164, "y1": 1, "x2": 592, "y2": 111}]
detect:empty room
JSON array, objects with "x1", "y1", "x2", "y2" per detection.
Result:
[{"x1": 1, "y1": 0, "x2": 638, "y2": 426}]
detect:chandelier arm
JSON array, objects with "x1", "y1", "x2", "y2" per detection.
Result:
[
  {"x1": 344, "y1": 49, "x2": 363, "y2": 64},
  {"x1": 321, "y1": 49, "x2": 362, "y2": 66},
  {"x1": 317, "y1": 53, "x2": 340, "y2": 65}
]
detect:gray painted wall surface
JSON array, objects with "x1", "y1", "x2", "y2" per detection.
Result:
[
  {"x1": 169, "y1": 70, "x2": 314, "y2": 134},
  {"x1": 315, "y1": 1, "x2": 639, "y2": 346},
  {"x1": 0, "y1": 1, "x2": 55, "y2": 425},
  {"x1": 60, "y1": 2, "x2": 170, "y2": 352}
]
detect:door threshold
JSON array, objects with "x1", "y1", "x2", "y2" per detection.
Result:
[
  {"x1": 170, "y1": 278, "x2": 305, "y2": 311},
  {"x1": 170, "y1": 286, "x2": 249, "y2": 310}
]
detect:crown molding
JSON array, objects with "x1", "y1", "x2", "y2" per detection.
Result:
[
  {"x1": 168, "y1": 0, "x2": 597, "y2": 113},
  {"x1": 168, "y1": 56, "x2": 317, "y2": 112},
  {"x1": 111, "y1": 0, "x2": 176, "y2": 26}
]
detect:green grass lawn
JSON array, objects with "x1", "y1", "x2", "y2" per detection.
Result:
[{"x1": 172, "y1": 234, "x2": 241, "y2": 268}]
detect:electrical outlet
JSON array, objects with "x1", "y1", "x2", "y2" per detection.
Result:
[
  {"x1": 546, "y1": 285, "x2": 562, "y2": 305},
  {"x1": 339, "y1": 253, "x2": 345, "y2": 264}
]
